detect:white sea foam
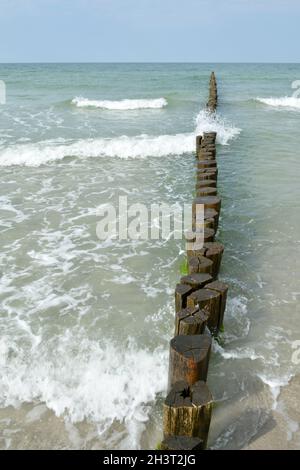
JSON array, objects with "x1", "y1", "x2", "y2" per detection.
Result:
[
  {"x1": 72, "y1": 97, "x2": 168, "y2": 110},
  {"x1": 0, "y1": 109, "x2": 240, "y2": 167},
  {"x1": 257, "y1": 374, "x2": 293, "y2": 410},
  {"x1": 0, "y1": 334, "x2": 168, "y2": 449},
  {"x1": 256, "y1": 96, "x2": 300, "y2": 110},
  {"x1": 213, "y1": 342, "x2": 263, "y2": 361}
]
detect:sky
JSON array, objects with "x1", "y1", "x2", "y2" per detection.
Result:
[{"x1": 0, "y1": 0, "x2": 299, "y2": 63}]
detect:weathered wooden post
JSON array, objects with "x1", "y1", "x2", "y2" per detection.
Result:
[
  {"x1": 188, "y1": 255, "x2": 213, "y2": 275},
  {"x1": 163, "y1": 380, "x2": 213, "y2": 449},
  {"x1": 196, "y1": 187, "x2": 218, "y2": 197},
  {"x1": 195, "y1": 207, "x2": 219, "y2": 231},
  {"x1": 193, "y1": 196, "x2": 221, "y2": 214},
  {"x1": 175, "y1": 283, "x2": 193, "y2": 312},
  {"x1": 187, "y1": 288, "x2": 222, "y2": 335},
  {"x1": 207, "y1": 72, "x2": 218, "y2": 112},
  {"x1": 205, "y1": 281, "x2": 228, "y2": 330},
  {"x1": 204, "y1": 241, "x2": 224, "y2": 278},
  {"x1": 197, "y1": 172, "x2": 218, "y2": 184},
  {"x1": 180, "y1": 273, "x2": 212, "y2": 290},
  {"x1": 197, "y1": 160, "x2": 217, "y2": 169},
  {"x1": 204, "y1": 227, "x2": 215, "y2": 242},
  {"x1": 175, "y1": 307, "x2": 209, "y2": 336},
  {"x1": 196, "y1": 135, "x2": 202, "y2": 157},
  {"x1": 168, "y1": 335, "x2": 212, "y2": 389},
  {"x1": 188, "y1": 256, "x2": 200, "y2": 274},
  {"x1": 196, "y1": 179, "x2": 217, "y2": 189}
]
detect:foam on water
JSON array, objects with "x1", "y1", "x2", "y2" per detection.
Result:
[
  {"x1": 257, "y1": 374, "x2": 293, "y2": 410},
  {"x1": 0, "y1": 333, "x2": 168, "y2": 449},
  {"x1": 213, "y1": 343, "x2": 264, "y2": 361},
  {"x1": 72, "y1": 97, "x2": 168, "y2": 110},
  {"x1": 256, "y1": 96, "x2": 300, "y2": 110},
  {"x1": 1, "y1": 62, "x2": 300, "y2": 450},
  {"x1": 0, "y1": 109, "x2": 240, "y2": 166}
]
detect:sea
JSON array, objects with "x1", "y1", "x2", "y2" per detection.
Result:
[{"x1": 0, "y1": 63, "x2": 299, "y2": 449}]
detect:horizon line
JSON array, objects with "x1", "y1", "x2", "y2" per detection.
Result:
[{"x1": 0, "y1": 61, "x2": 300, "y2": 65}]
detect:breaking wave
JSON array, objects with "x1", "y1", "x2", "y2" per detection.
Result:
[
  {"x1": 0, "y1": 333, "x2": 168, "y2": 449},
  {"x1": 256, "y1": 96, "x2": 300, "y2": 110},
  {"x1": 72, "y1": 97, "x2": 168, "y2": 110},
  {"x1": 0, "y1": 109, "x2": 240, "y2": 167}
]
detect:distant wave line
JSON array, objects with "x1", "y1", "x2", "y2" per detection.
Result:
[
  {"x1": 71, "y1": 97, "x2": 168, "y2": 110},
  {"x1": 256, "y1": 96, "x2": 300, "y2": 109}
]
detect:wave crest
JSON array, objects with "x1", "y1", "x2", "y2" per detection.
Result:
[
  {"x1": 72, "y1": 97, "x2": 168, "y2": 110},
  {"x1": 256, "y1": 96, "x2": 300, "y2": 109},
  {"x1": 0, "y1": 109, "x2": 240, "y2": 167}
]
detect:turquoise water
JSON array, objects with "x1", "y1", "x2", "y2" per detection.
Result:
[{"x1": 0, "y1": 64, "x2": 299, "y2": 449}]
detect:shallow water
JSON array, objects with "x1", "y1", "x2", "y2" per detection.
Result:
[{"x1": 0, "y1": 63, "x2": 299, "y2": 449}]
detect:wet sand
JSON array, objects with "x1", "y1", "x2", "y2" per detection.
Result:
[{"x1": 245, "y1": 376, "x2": 300, "y2": 450}]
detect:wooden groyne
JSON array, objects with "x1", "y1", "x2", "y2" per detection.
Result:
[
  {"x1": 161, "y1": 73, "x2": 228, "y2": 451},
  {"x1": 207, "y1": 72, "x2": 218, "y2": 112}
]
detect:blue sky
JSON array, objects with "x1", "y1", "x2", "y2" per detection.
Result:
[{"x1": 0, "y1": 0, "x2": 299, "y2": 62}]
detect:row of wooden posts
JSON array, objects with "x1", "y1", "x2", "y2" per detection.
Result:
[{"x1": 161, "y1": 73, "x2": 228, "y2": 451}]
